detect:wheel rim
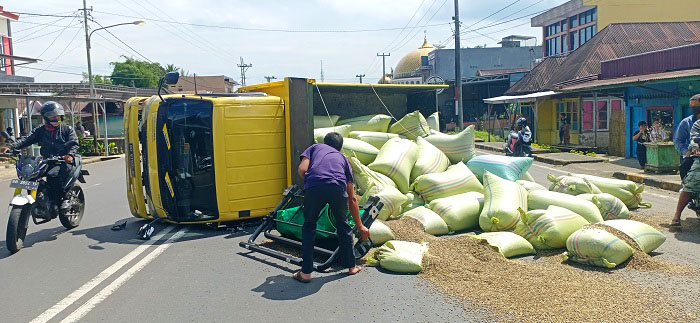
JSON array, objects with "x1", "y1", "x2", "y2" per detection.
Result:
[{"x1": 65, "y1": 188, "x2": 84, "y2": 223}]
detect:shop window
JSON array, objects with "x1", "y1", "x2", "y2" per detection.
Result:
[
  {"x1": 557, "y1": 101, "x2": 579, "y2": 131},
  {"x1": 598, "y1": 101, "x2": 608, "y2": 130},
  {"x1": 646, "y1": 106, "x2": 673, "y2": 139},
  {"x1": 582, "y1": 101, "x2": 593, "y2": 131}
]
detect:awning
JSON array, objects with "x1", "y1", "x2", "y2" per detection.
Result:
[
  {"x1": 558, "y1": 68, "x2": 700, "y2": 92},
  {"x1": 483, "y1": 91, "x2": 558, "y2": 104}
]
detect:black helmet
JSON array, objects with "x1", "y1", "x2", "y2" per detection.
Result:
[
  {"x1": 516, "y1": 117, "x2": 527, "y2": 127},
  {"x1": 40, "y1": 101, "x2": 65, "y2": 123}
]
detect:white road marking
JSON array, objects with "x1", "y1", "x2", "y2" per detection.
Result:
[
  {"x1": 84, "y1": 183, "x2": 101, "y2": 189},
  {"x1": 60, "y1": 228, "x2": 188, "y2": 323},
  {"x1": 30, "y1": 225, "x2": 177, "y2": 323}
]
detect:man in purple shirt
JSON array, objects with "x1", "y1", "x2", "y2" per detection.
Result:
[{"x1": 293, "y1": 132, "x2": 369, "y2": 283}]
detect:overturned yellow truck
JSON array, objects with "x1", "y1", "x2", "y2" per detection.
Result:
[{"x1": 124, "y1": 76, "x2": 447, "y2": 230}]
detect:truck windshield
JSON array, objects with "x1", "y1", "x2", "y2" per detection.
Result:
[{"x1": 162, "y1": 99, "x2": 218, "y2": 220}]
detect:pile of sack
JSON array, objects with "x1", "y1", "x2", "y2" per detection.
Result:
[{"x1": 311, "y1": 111, "x2": 659, "y2": 272}]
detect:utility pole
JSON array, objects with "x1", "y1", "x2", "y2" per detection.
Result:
[
  {"x1": 453, "y1": 0, "x2": 464, "y2": 130},
  {"x1": 237, "y1": 57, "x2": 252, "y2": 87},
  {"x1": 355, "y1": 74, "x2": 365, "y2": 84},
  {"x1": 377, "y1": 52, "x2": 390, "y2": 79},
  {"x1": 320, "y1": 60, "x2": 324, "y2": 82},
  {"x1": 81, "y1": 0, "x2": 99, "y2": 154},
  {"x1": 264, "y1": 76, "x2": 276, "y2": 83}
]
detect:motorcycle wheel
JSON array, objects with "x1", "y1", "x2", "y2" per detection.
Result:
[
  {"x1": 6, "y1": 205, "x2": 31, "y2": 253},
  {"x1": 59, "y1": 185, "x2": 85, "y2": 230}
]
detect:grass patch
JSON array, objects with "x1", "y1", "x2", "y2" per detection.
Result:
[{"x1": 474, "y1": 130, "x2": 503, "y2": 142}]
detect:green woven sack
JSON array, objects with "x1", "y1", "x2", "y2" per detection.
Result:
[
  {"x1": 599, "y1": 219, "x2": 666, "y2": 253},
  {"x1": 577, "y1": 193, "x2": 629, "y2": 220},
  {"x1": 337, "y1": 114, "x2": 392, "y2": 132},
  {"x1": 514, "y1": 206, "x2": 589, "y2": 250},
  {"x1": 313, "y1": 125, "x2": 351, "y2": 143},
  {"x1": 402, "y1": 206, "x2": 449, "y2": 236},
  {"x1": 402, "y1": 191, "x2": 425, "y2": 212},
  {"x1": 565, "y1": 227, "x2": 633, "y2": 268},
  {"x1": 389, "y1": 110, "x2": 431, "y2": 140},
  {"x1": 313, "y1": 115, "x2": 340, "y2": 128},
  {"x1": 341, "y1": 138, "x2": 379, "y2": 165},
  {"x1": 369, "y1": 220, "x2": 395, "y2": 246},
  {"x1": 479, "y1": 172, "x2": 528, "y2": 232},
  {"x1": 516, "y1": 180, "x2": 547, "y2": 192},
  {"x1": 570, "y1": 173, "x2": 651, "y2": 209},
  {"x1": 349, "y1": 131, "x2": 401, "y2": 149},
  {"x1": 360, "y1": 184, "x2": 407, "y2": 221},
  {"x1": 349, "y1": 157, "x2": 395, "y2": 195},
  {"x1": 425, "y1": 125, "x2": 475, "y2": 164},
  {"x1": 367, "y1": 240, "x2": 428, "y2": 273},
  {"x1": 427, "y1": 193, "x2": 482, "y2": 232},
  {"x1": 410, "y1": 136, "x2": 450, "y2": 183},
  {"x1": 475, "y1": 232, "x2": 535, "y2": 258},
  {"x1": 426, "y1": 112, "x2": 439, "y2": 131},
  {"x1": 276, "y1": 205, "x2": 357, "y2": 240},
  {"x1": 412, "y1": 163, "x2": 483, "y2": 202},
  {"x1": 527, "y1": 190, "x2": 604, "y2": 224},
  {"x1": 369, "y1": 138, "x2": 419, "y2": 193},
  {"x1": 547, "y1": 174, "x2": 601, "y2": 195}
]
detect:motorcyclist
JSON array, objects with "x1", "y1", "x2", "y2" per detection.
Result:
[
  {"x1": 1, "y1": 101, "x2": 79, "y2": 213},
  {"x1": 513, "y1": 117, "x2": 532, "y2": 156}
]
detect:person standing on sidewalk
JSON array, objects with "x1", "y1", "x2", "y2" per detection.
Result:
[
  {"x1": 293, "y1": 132, "x2": 370, "y2": 283},
  {"x1": 633, "y1": 121, "x2": 650, "y2": 168},
  {"x1": 559, "y1": 113, "x2": 570, "y2": 144},
  {"x1": 671, "y1": 94, "x2": 700, "y2": 229}
]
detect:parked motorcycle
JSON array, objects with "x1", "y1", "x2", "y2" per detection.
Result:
[
  {"x1": 6, "y1": 151, "x2": 89, "y2": 253},
  {"x1": 504, "y1": 130, "x2": 533, "y2": 157}
]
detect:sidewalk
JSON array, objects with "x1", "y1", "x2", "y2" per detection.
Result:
[
  {"x1": 476, "y1": 143, "x2": 681, "y2": 192},
  {"x1": 475, "y1": 142, "x2": 608, "y2": 165}
]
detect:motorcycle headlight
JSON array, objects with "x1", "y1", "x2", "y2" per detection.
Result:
[{"x1": 20, "y1": 164, "x2": 35, "y2": 178}]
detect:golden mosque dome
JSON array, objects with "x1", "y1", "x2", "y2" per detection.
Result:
[{"x1": 393, "y1": 37, "x2": 435, "y2": 78}]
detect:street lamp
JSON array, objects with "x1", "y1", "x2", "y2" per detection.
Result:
[{"x1": 82, "y1": 10, "x2": 144, "y2": 156}]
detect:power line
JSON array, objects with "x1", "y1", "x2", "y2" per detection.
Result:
[
  {"x1": 92, "y1": 10, "x2": 451, "y2": 33},
  {"x1": 385, "y1": 0, "x2": 442, "y2": 53},
  {"x1": 14, "y1": 22, "x2": 82, "y2": 44},
  {"x1": 107, "y1": 0, "x2": 233, "y2": 63},
  {"x1": 368, "y1": 0, "x2": 428, "y2": 73},
  {"x1": 92, "y1": 20, "x2": 154, "y2": 63},
  {"x1": 13, "y1": 16, "x2": 75, "y2": 33},
  {"x1": 138, "y1": 0, "x2": 236, "y2": 62},
  {"x1": 386, "y1": 0, "x2": 449, "y2": 56},
  {"x1": 462, "y1": 0, "x2": 521, "y2": 32},
  {"x1": 34, "y1": 27, "x2": 84, "y2": 77},
  {"x1": 7, "y1": 11, "x2": 77, "y2": 18}
]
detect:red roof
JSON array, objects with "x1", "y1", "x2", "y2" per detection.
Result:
[{"x1": 0, "y1": 6, "x2": 19, "y2": 21}]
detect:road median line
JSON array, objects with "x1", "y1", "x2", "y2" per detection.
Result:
[
  {"x1": 60, "y1": 228, "x2": 188, "y2": 323},
  {"x1": 30, "y1": 225, "x2": 177, "y2": 323}
]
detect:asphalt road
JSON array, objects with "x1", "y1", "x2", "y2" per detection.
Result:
[{"x1": 0, "y1": 155, "x2": 697, "y2": 323}]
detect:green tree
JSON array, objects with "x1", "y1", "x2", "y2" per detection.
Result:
[
  {"x1": 81, "y1": 72, "x2": 113, "y2": 84},
  {"x1": 109, "y1": 56, "x2": 165, "y2": 88}
]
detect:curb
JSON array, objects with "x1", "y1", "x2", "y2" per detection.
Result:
[
  {"x1": 612, "y1": 171, "x2": 682, "y2": 192},
  {"x1": 83, "y1": 154, "x2": 123, "y2": 165},
  {"x1": 533, "y1": 155, "x2": 607, "y2": 166},
  {"x1": 475, "y1": 144, "x2": 603, "y2": 165}
]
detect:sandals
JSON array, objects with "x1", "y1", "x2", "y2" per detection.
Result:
[
  {"x1": 292, "y1": 271, "x2": 311, "y2": 283},
  {"x1": 670, "y1": 219, "x2": 682, "y2": 230}
]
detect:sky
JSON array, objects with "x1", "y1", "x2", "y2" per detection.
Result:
[{"x1": 7, "y1": 0, "x2": 565, "y2": 86}]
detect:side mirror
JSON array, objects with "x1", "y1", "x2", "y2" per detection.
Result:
[{"x1": 163, "y1": 71, "x2": 180, "y2": 85}]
